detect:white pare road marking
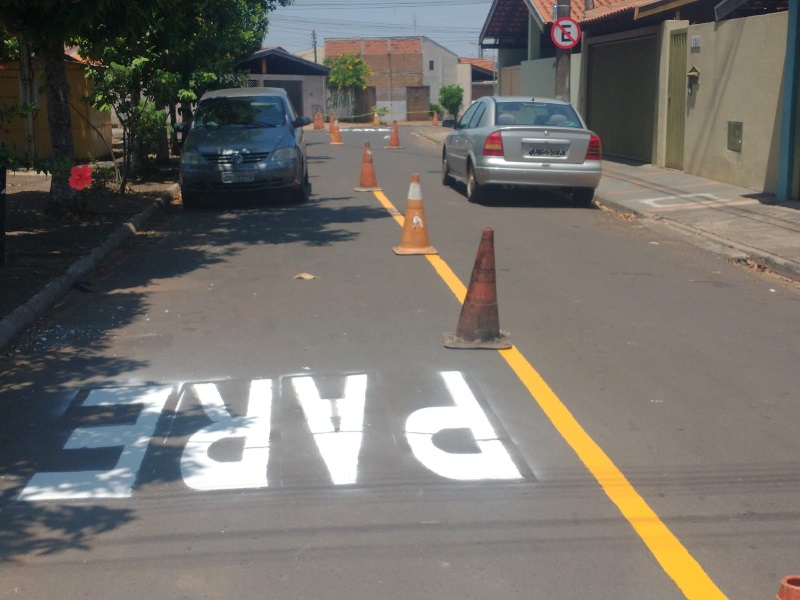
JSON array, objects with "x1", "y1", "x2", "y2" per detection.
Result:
[
  {"x1": 181, "y1": 379, "x2": 272, "y2": 491},
  {"x1": 292, "y1": 374, "x2": 367, "y2": 485},
  {"x1": 18, "y1": 386, "x2": 173, "y2": 501},
  {"x1": 405, "y1": 371, "x2": 523, "y2": 481}
]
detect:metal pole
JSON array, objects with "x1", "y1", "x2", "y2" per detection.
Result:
[
  {"x1": 554, "y1": 0, "x2": 572, "y2": 101},
  {"x1": 776, "y1": 0, "x2": 799, "y2": 202}
]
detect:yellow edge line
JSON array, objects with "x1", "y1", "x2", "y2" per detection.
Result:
[{"x1": 373, "y1": 189, "x2": 727, "y2": 600}]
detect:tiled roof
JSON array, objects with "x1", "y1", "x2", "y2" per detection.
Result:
[
  {"x1": 459, "y1": 57, "x2": 497, "y2": 72},
  {"x1": 582, "y1": 0, "x2": 646, "y2": 22},
  {"x1": 480, "y1": 0, "x2": 633, "y2": 42}
]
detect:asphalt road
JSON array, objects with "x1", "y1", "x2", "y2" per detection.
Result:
[{"x1": 1, "y1": 126, "x2": 798, "y2": 600}]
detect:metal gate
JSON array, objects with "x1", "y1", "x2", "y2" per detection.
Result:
[
  {"x1": 666, "y1": 32, "x2": 687, "y2": 170},
  {"x1": 585, "y1": 35, "x2": 658, "y2": 161}
]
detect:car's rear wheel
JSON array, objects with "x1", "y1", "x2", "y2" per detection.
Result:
[
  {"x1": 466, "y1": 163, "x2": 485, "y2": 203},
  {"x1": 442, "y1": 151, "x2": 454, "y2": 187},
  {"x1": 572, "y1": 187, "x2": 595, "y2": 207}
]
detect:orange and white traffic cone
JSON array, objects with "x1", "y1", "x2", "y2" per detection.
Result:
[
  {"x1": 373, "y1": 112, "x2": 380, "y2": 126},
  {"x1": 444, "y1": 227, "x2": 511, "y2": 349},
  {"x1": 330, "y1": 120, "x2": 343, "y2": 145},
  {"x1": 432, "y1": 111, "x2": 439, "y2": 127},
  {"x1": 393, "y1": 173, "x2": 437, "y2": 255},
  {"x1": 777, "y1": 576, "x2": 800, "y2": 600},
  {"x1": 386, "y1": 120, "x2": 402, "y2": 149},
  {"x1": 354, "y1": 142, "x2": 382, "y2": 192}
]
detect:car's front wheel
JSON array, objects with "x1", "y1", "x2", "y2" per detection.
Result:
[
  {"x1": 466, "y1": 163, "x2": 485, "y2": 203},
  {"x1": 181, "y1": 191, "x2": 203, "y2": 209},
  {"x1": 442, "y1": 151, "x2": 454, "y2": 187}
]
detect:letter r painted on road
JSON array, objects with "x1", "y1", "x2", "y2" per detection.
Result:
[
  {"x1": 405, "y1": 371, "x2": 523, "y2": 481},
  {"x1": 181, "y1": 380, "x2": 273, "y2": 491}
]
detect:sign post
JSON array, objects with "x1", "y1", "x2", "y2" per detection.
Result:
[{"x1": 552, "y1": 11, "x2": 582, "y2": 101}]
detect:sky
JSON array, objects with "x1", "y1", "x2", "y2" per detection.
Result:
[{"x1": 263, "y1": 0, "x2": 496, "y2": 59}]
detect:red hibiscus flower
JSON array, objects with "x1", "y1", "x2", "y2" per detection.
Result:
[{"x1": 68, "y1": 165, "x2": 93, "y2": 191}]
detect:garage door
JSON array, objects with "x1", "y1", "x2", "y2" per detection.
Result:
[{"x1": 586, "y1": 35, "x2": 658, "y2": 162}]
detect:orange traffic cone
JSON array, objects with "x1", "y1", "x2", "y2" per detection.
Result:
[
  {"x1": 777, "y1": 576, "x2": 800, "y2": 600},
  {"x1": 393, "y1": 173, "x2": 437, "y2": 255},
  {"x1": 432, "y1": 111, "x2": 439, "y2": 127},
  {"x1": 444, "y1": 227, "x2": 511, "y2": 349},
  {"x1": 330, "y1": 120, "x2": 343, "y2": 145},
  {"x1": 373, "y1": 112, "x2": 380, "y2": 126},
  {"x1": 354, "y1": 142, "x2": 382, "y2": 192},
  {"x1": 386, "y1": 120, "x2": 402, "y2": 149},
  {"x1": 313, "y1": 113, "x2": 324, "y2": 130}
]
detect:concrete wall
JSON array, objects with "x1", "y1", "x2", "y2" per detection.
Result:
[
  {"x1": 0, "y1": 60, "x2": 112, "y2": 161},
  {"x1": 681, "y1": 12, "x2": 788, "y2": 193},
  {"x1": 517, "y1": 54, "x2": 582, "y2": 102},
  {"x1": 422, "y1": 39, "x2": 459, "y2": 118}
]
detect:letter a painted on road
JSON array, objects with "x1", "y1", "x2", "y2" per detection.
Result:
[{"x1": 292, "y1": 374, "x2": 368, "y2": 485}]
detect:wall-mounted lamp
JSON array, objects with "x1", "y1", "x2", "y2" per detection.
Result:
[{"x1": 687, "y1": 66, "x2": 700, "y2": 95}]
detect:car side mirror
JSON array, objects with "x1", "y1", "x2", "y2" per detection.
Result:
[
  {"x1": 293, "y1": 116, "x2": 312, "y2": 128},
  {"x1": 174, "y1": 121, "x2": 190, "y2": 133}
]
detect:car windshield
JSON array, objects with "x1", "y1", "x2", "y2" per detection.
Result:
[
  {"x1": 194, "y1": 96, "x2": 286, "y2": 128},
  {"x1": 495, "y1": 101, "x2": 582, "y2": 128}
]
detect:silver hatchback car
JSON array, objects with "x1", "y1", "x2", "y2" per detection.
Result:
[
  {"x1": 178, "y1": 87, "x2": 311, "y2": 208},
  {"x1": 441, "y1": 96, "x2": 602, "y2": 205}
]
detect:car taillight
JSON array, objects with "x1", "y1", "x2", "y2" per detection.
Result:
[
  {"x1": 586, "y1": 135, "x2": 602, "y2": 160},
  {"x1": 482, "y1": 131, "x2": 504, "y2": 157}
]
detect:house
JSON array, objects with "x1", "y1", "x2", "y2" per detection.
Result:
[
  {"x1": 235, "y1": 47, "x2": 331, "y2": 117},
  {"x1": 0, "y1": 53, "x2": 113, "y2": 162},
  {"x1": 457, "y1": 58, "x2": 498, "y2": 106},
  {"x1": 479, "y1": 0, "x2": 799, "y2": 199},
  {"x1": 325, "y1": 37, "x2": 461, "y2": 122}
]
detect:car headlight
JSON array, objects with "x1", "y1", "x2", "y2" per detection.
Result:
[
  {"x1": 270, "y1": 147, "x2": 298, "y2": 162},
  {"x1": 181, "y1": 151, "x2": 206, "y2": 166}
]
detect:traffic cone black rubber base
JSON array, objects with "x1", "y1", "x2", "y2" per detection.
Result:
[
  {"x1": 444, "y1": 227, "x2": 511, "y2": 350},
  {"x1": 444, "y1": 330, "x2": 511, "y2": 350}
]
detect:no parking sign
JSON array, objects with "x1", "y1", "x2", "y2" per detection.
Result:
[{"x1": 551, "y1": 17, "x2": 582, "y2": 49}]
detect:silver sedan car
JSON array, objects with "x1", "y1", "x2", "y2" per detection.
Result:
[{"x1": 441, "y1": 96, "x2": 602, "y2": 205}]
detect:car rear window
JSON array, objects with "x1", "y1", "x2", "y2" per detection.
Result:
[
  {"x1": 194, "y1": 97, "x2": 286, "y2": 128},
  {"x1": 495, "y1": 102, "x2": 581, "y2": 128}
]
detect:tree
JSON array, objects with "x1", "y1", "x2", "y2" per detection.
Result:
[
  {"x1": 323, "y1": 53, "x2": 371, "y2": 91},
  {"x1": 438, "y1": 84, "x2": 464, "y2": 122},
  {"x1": 0, "y1": 0, "x2": 293, "y2": 209}
]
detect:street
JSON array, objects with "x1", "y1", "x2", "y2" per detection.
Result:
[{"x1": 0, "y1": 126, "x2": 798, "y2": 599}]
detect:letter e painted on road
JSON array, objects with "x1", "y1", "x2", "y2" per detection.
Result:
[
  {"x1": 405, "y1": 372, "x2": 522, "y2": 481},
  {"x1": 181, "y1": 379, "x2": 272, "y2": 491},
  {"x1": 18, "y1": 386, "x2": 174, "y2": 501}
]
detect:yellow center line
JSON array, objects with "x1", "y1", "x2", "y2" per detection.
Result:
[{"x1": 373, "y1": 189, "x2": 727, "y2": 600}]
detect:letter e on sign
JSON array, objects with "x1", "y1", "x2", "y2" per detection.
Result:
[{"x1": 551, "y1": 18, "x2": 582, "y2": 50}]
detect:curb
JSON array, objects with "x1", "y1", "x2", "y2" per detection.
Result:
[
  {"x1": 0, "y1": 184, "x2": 180, "y2": 354},
  {"x1": 595, "y1": 193, "x2": 800, "y2": 282}
]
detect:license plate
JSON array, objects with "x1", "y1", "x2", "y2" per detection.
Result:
[
  {"x1": 221, "y1": 172, "x2": 254, "y2": 184},
  {"x1": 527, "y1": 146, "x2": 566, "y2": 157}
]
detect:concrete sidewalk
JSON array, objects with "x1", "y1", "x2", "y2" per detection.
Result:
[{"x1": 413, "y1": 125, "x2": 800, "y2": 282}]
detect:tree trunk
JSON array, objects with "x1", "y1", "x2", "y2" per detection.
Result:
[{"x1": 37, "y1": 36, "x2": 76, "y2": 211}]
